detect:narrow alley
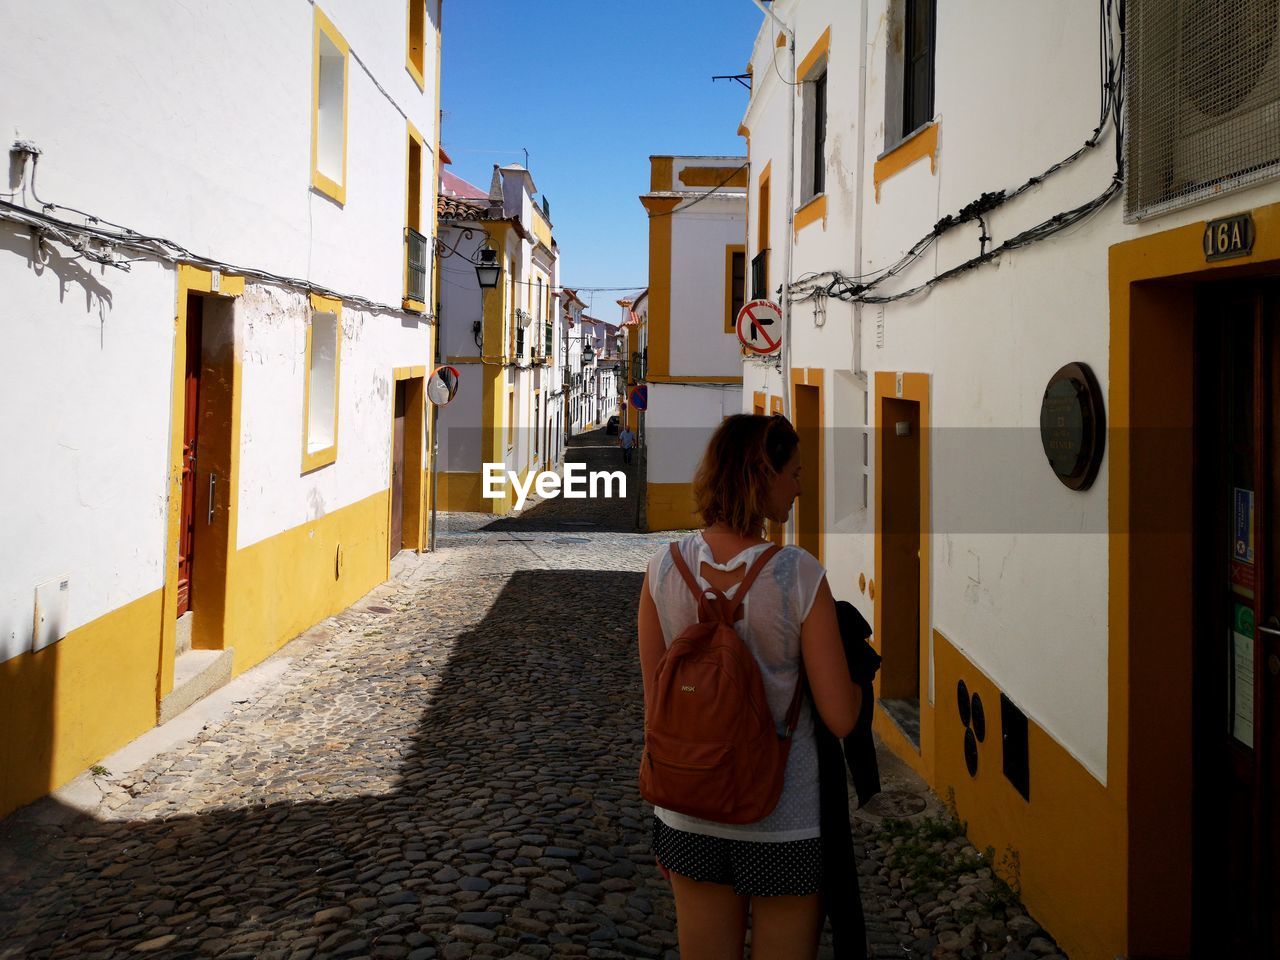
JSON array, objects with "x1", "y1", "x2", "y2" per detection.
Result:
[{"x1": 0, "y1": 432, "x2": 1063, "y2": 960}]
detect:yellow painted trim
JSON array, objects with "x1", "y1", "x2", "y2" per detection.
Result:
[
  {"x1": 302, "y1": 292, "x2": 342, "y2": 474},
  {"x1": 757, "y1": 161, "x2": 772, "y2": 294},
  {"x1": 794, "y1": 193, "x2": 827, "y2": 236},
  {"x1": 642, "y1": 195, "x2": 681, "y2": 380},
  {"x1": 724, "y1": 244, "x2": 746, "y2": 333},
  {"x1": 646, "y1": 481, "x2": 699, "y2": 532},
  {"x1": 0, "y1": 589, "x2": 165, "y2": 818},
  {"x1": 1098, "y1": 197, "x2": 1280, "y2": 960},
  {"x1": 404, "y1": 120, "x2": 425, "y2": 301},
  {"x1": 311, "y1": 6, "x2": 350, "y2": 206},
  {"x1": 871, "y1": 369, "x2": 930, "y2": 763},
  {"x1": 737, "y1": 123, "x2": 750, "y2": 139},
  {"x1": 796, "y1": 26, "x2": 830, "y2": 82},
  {"x1": 753, "y1": 390, "x2": 767, "y2": 415},
  {"x1": 679, "y1": 166, "x2": 749, "y2": 189},
  {"x1": 874, "y1": 122, "x2": 938, "y2": 202},
  {"x1": 790, "y1": 367, "x2": 825, "y2": 566},
  {"x1": 506, "y1": 384, "x2": 515, "y2": 452},
  {"x1": 388, "y1": 368, "x2": 426, "y2": 556},
  {"x1": 930, "y1": 628, "x2": 1124, "y2": 960},
  {"x1": 645, "y1": 374, "x2": 744, "y2": 384},
  {"x1": 650, "y1": 156, "x2": 674, "y2": 192},
  {"x1": 775, "y1": 31, "x2": 787, "y2": 49},
  {"x1": 437, "y1": 471, "x2": 490, "y2": 513},
  {"x1": 405, "y1": 0, "x2": 426, "y2": 91},
  {"x1": 225, "y1": 489, "x2": 389, "y2": 675},
  {"x1": 163, "y1": 266, "x2": 244, "y2": 694}
]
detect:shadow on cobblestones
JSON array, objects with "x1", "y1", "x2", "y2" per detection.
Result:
[
  {"x1": 481, "y1": 428, "x2": 640, "y2": 534},
  {"x1": 0, "y1": 568, "x2": 666, "y2": 960}
]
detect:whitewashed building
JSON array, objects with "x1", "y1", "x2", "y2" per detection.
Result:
[
  {"x1": 0, "y1": 1, "x2": 443, "y2": 818},
  {"x1": 741, "y1": 1, "x2": 1280, "y2": 957},
  {"x1": 637, "y1": 155, "x2": 747, "y2": 530},
  {"x1": 435, "y1": 164, "x2": 565, "y2": 514}
]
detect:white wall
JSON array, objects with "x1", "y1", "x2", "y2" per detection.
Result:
[
  {"x1": 669, "y1": 202, "x2": 747, "y2": 379},
  {"x1": 0, "y1": 1, "x2": 440, "y2": 652},
  {"x1": 0, "y1": 0, "x2": 438, "y2": 311},
  {"x1": 235, "y1": 285, "x2": 432, "y2": 547},
  {"x1": 0, "y1": 255, "x2": 173, "y2": 660},
  {"x1": 647, "y1": 384, "x2": 742, "y2": 485},
  {"x1": 741, "y1": 0, "x2": 1280, "y2": 781}
]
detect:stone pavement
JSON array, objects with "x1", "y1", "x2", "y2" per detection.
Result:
[{"x1": 0, "y1": 429, "x2": 1066, "y2": 960}]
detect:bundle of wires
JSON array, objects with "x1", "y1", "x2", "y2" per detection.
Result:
[{"x1": 790, "y1": 0, "x2": 1126, "y2": 307}]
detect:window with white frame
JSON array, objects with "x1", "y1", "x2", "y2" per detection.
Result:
[
  {"x1": 802, "y1": 68, "x2": 828, "y2": 202},
  {"x1": 304, "y1": 296, "x2": 341, "y2": 470},
  {"x1": 312, "y1": 9, "x2": 349, "y2": 204}
]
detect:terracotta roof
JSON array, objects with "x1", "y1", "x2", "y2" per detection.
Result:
[{"x1": 437, "y1": 195, "x2": 486, "y2": 221}]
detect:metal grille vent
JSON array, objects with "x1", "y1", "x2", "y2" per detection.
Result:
[{"x1": 1126, "y1": 0, "x2": 1280, "y2": 221}]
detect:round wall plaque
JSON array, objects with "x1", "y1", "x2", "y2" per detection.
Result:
[{"x1": 1040, "y1": 362, "x2": 1105, "y2": 490}]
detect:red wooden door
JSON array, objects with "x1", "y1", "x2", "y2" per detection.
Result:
[{"x1": 176, "y1": 295, "x2": 203, "y2": 616}]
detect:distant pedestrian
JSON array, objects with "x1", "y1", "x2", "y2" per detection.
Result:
[
  {"x1": 636, "y1": 413, "x2": 860, "y2": 960},
  {"x1": 619, "y1": 425, "x2": 635, "y2": 464}
]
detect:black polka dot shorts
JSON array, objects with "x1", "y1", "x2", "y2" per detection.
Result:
[{"x1": 651, "y1": 816, "x2": 822, "y2": 897}]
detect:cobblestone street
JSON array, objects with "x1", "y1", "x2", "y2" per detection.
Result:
[{"x1": 0, "y1": 432, "x2": 1065, "y2": 960}]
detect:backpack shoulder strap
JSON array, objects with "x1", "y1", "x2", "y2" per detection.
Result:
[
  {"x1": 725, "y1": 544, "x2": 781, "y2": 620},
  {"x1": 667, "y1": 541, "x2": 703, "y2": 603}
]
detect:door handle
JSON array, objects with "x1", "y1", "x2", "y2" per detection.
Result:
[{"x1": 207, "y1": 474, "x2": 216, "y2": 524}]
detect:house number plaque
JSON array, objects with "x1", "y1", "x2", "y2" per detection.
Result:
[
  {"x1": 1203, "y1": 213, "x2": 1255, "y2": 262},
  {"x1": 1040, "y1": 362, "x2": 1105, "y2": 491}
]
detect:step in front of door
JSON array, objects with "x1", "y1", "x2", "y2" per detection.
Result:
[{"x1": 159, "y1": 649, "x2": 234, "y2": 725}]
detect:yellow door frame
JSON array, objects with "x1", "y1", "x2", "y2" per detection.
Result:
[
  {"x1": 872, "y1": 370, "x2": 932, "y2": 778},
  {"x1": 160, "y1": 267, "x2": 244, "y2": 703}
]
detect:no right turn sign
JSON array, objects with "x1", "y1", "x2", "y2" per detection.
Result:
[{"x1": 735, "y1": 299, "x2": 782, "y2": 356}]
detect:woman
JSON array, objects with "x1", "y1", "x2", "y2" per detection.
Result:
[{"x1": 637, "y1": 414, "x2": 860, "y2": 960}]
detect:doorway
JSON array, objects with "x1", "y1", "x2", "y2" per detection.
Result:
[
  {"x1": 390, "y1": 381, "x2": 407, "y2": 559},
  {"x1": 880, "y1": 395, "x2": 922, "y2": 745},
  {"x1": 1193, "y1": 281, "x2": 1280, "y2": 957},
  {"x1": 793, "y1": 383, "x2": 822, "y2": 560},
  {"x1": 388, "y1": 372, "x2": 425, "y2": 561},
  {"x1": 177, "y1": 294, "x2": 204, "y2": 617}
]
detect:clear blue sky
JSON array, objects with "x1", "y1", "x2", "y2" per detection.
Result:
[{"x1": 441, "y1": 0, "x2": 762, "y2": 315}]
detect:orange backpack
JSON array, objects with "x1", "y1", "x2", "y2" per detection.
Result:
[{"x1": 639, "y1": 541, "x2": 803, "y2": 824}]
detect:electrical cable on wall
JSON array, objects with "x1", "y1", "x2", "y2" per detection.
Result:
[
  {"x1": 788, "y1": 0, "x2": 1125, "y2": 308},
  {"x1": 0, "y1": 194, "x2": 432, "y2": 318}
]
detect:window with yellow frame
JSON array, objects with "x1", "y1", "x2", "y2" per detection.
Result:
[
  {"x1": 311, "y1": 8, "x2": 349, "y2": 205},
  {"x1": 406, "y1": 1, "x2": 426, "y2": 89},
  {"x1": 303, "y1": 294, "x2": 341, "y2": 472}
]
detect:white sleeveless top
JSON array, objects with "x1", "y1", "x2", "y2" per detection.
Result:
[{"x1": 645, "y1": 532, "x2": 827, "y2": 842}]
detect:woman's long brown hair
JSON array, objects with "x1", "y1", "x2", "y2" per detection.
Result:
[{"x1": 692, "y1": 414, "x2": 799, "y2": 537}]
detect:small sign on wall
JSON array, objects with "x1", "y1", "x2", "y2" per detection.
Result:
[
  {"x1": 1203, "y1": 213, "x2": 1255, "y2": 262},
  {"x1": 1039, "y1": 362, "x2": 1106, "y2": 491}
]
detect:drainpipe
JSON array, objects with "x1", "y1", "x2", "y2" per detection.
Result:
[
  {"x1": 853, "y1": 0, "x2": 869, "y2": 380},
  {"x1": 749, "y1": 0, "x2": 796, "y2": 419}
]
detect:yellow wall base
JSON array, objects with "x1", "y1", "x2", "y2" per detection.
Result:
[
  {"x1": 221, "y1": 489, "x2": 390, "y2": 675},
  {"x1": 645, "y1": 481, "x2": 698, "y2": 532},
  {"x1": 0, "y1": 590, "x2": 163, "y2": 817},
  {"x1": 874, "y1": 630, "x2": 1124, "y2": 960}
]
